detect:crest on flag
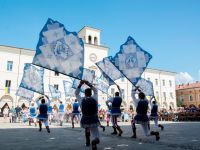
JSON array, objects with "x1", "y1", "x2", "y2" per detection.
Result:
[
  {"x1": 16, "y1": 87, "x2": 34, "y2": 100},
  {"x1": 49, "y1": 85, "x2": 61, "y2": 99},
  {"x1": 111, "y1": 36, "x2": 152, "y2": 85},
  {"x1": 20, "y1": 63, "x2": 44, "y2": 94},
  {"x1": 32, "y1": 18, "x2": 84, "y2": 79},
  {"x1": 134, "y1": 78, "x2": 154, "y2": 96}
]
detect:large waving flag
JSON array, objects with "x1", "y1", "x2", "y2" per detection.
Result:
[
  {"x1": 72, "y1": 68, "x2": 95, "y2": 92},
  {"x1": 32, "y1": 18, "x2": 84, "y2": 79},
  {"x1": 135, "y1": 78, "x2": 154, "y2": 96},
  {"x1": 111, "y1": 36, "x2": 152, "y2": 85},
  {"x1": 95, "y1": 73, "x2": 114, "y2": 94},
  {"x1": 16, "y1": 87, "x2": 34, "y2": 100},
  {"x1": 96, "y1": 57, "x2": 122, "y2": 84},
  {"x1": 20, "y1": 63, "x2": 44, "y2": 94},
  {"x1": 63, "y1": 80, "x2": 76, "y2": 97},
  {"x1": 49, "y1": 85, "x2": 61, "y2": 99}
]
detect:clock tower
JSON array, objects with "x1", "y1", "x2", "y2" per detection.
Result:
[
  {"x1": 78, "y1": 26, "x2": 109, "y2": 105},
  {"x1": 78, "y1": 26, "x2": 108, "y2": 73}
]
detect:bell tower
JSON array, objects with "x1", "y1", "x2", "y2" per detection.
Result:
[{"x1": 78, "y1": 26, "x2": 101, "y2": 46}]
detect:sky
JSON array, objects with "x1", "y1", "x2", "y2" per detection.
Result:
[{"x1": 0, "y1": 0, "x2": 199, "y2": 83}]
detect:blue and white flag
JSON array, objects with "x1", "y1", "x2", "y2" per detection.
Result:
[
  {"x1": 134, "y1": 78, "x2": 154, "y2": 96},
  {"x1": 63, "y1": 80, "x2": 76, "y2": 97},
  {"x1": 32, "y1": 18, "x2": 84, "y2": 79},
  {"x1": 20, "y1": 63, "x2": 44, "y2": 94},
  {"x1": 16, "y1": 87, "x2": 34, "y2": 100},
  {"x1": 95, "y1": 73, "x2": 114, "y2": 94},
  {"x1": 111, "y1": 36, "x2": 152, "y2": 85},
  {"x1": 72, "y1": 68, "x2": 95, "y2": 92},
  {"x1": 96, "y1": 57, "x2": 122, "y2": 84},
  {"x1": 49, "y1": 85, "x2": 61, "y2": 99}
]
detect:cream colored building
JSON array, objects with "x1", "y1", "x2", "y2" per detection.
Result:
[{"x1": 0, "y1": 26, "x2": 177, "y2": 111}]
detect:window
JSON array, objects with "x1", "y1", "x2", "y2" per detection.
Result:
[
  {"x1": 155, "y1": 79, "x2": 158, "y2": 86},
  {"x1": 162, "y1": 80, "x2": 165, "y2": 86},
  {"x1": 7, "y1": 61, "x2": 13, "y2": 71},
  {"x1": 170, "y1": 92, "x2": 173, "y2": 99},
  {"x1": 156, "y1": 91, "x2": 159, "y2": 100},
  {"x1": 169, "y1": 80, "x2": 172, "y2": 87},
  {"x1": 88, "y1": 35, "x2": 92, "y2": 44},
  {"x1": 121, "y1": 89, "x2": 125, "y2": 99},
  {"x1": 121, "y1": 77, "x2": 125, "y2": 82},
  {"x1": 179, "y1": 96, "x2": 184, "y2": 102},
  {"x1": 54, "y1": 84, "x2": 59, "y2": 90},
  {"x1": 163, "y1": 92, "x2": 166, "y2": 100},
  {"x1": 111, "y1": 88, "x2": 115, "y2": 96},
  {"x1": 189, "y1": 95, "x2": 193, "y2": 101},
  {"x1": 5, "y1": 80, "x2": 11, "y2": 87},
  {"x1": 94, "y1": 37, "x2": 98, "y2": 45},
  {"x1": 54, "y1": 71, "x2": 59, "y2": 76}
]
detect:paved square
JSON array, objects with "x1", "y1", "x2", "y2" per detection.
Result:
[{"x1": 0, "y1": 121, "x2": 200, "y2": 150}]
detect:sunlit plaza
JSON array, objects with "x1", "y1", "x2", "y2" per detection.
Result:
[
  {"x1": 0, "y1": 119, "x2": 200, "y2": 150},
  {"x1": 0, "y1": 0, "x2": 200, "y2": 150}
]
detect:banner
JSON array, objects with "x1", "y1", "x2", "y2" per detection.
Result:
[
  {"x1": 135, "y1": 78, "x2": 154, "y2": 96},
  {"x1": 63, "y1": 80, "x2": 76, "y2": 97},
  {"x1": 111, "y1": 36, "x2": 152, "y2": 85},
  {"x1": 72, "y1": 68, "x2": 95, "y2": 92},
  {"x1": 16, "y1": 87, "x2": 34, "y2": 100},
  {"x1": 49, "y1": 85, "x2": 61, "y2": 99},
  {"x1": 5, "y1": 87, "x2": 10, "y2": 94},
  {"x1": 32, "y1": 18, "x2": 85, "y2": 79},
  {"x1": 96, "y1": 57, "x2": 122, "y2": 84},
  {"x1": 20, "y1": 63, "x2": 44, "y2": 94},
  {"x1": 95, "y1": 73, "x2": 114, "y2": 94}
]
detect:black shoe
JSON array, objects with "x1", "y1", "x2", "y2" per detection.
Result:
[
  {"x1": 158, "y1": 124, "x2": 164, "y2": 131},
  {"x1": 118, "y1": 130, "x2": 123, "y2": 136},
  {"x1": 156, "y1": 134, "x2": 160, "y2": 141},
  {"x1": 46, "y1": 126, "x2": 50, "y2": 133},
  {"x1": 102, "y1": 126, "x2": 105, "y2": 132},
  {"x1": 91, "y1": 139, "x2": 99, "y2": 150},
  {"x1": 92, "y1": 143, "x2": 97, "y2": 150},
  {"x1": 111, "y1": 131, "x2": 117, "y2": 135},
  {"x1": 39, "y1": 128, "x2": 42, "y2": 132}
]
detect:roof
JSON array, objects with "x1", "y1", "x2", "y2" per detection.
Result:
[
  {"x1": 145, "y1": 67, "x2": 177, "y2": 75},
  {"x1": 78, "y1": 26, "x2": 101, "y2": 33},
  {"x1": 0, "y1": 45, "x2": 34, "y2": 51},
  {"x1": 176, "y1": 82, "x2": 200, "y2": 90}
]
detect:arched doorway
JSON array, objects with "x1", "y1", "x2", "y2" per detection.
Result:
[
  {"x1": 0, "y1": 95, "x2": 13, "y2": 108},
  {"x1": 0, "y1": 103, "x2": 10, "y2": 116},
  {"x1": 18, "y1": 97, "x2": 30, "y2": 108}
]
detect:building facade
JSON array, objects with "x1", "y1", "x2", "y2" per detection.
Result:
[
  {"x1": 0, "y1": 26, "x2": 177, "y2": 110},
  {"x1": 176, "y1": 82, "x2": 200, "y2": 108}
]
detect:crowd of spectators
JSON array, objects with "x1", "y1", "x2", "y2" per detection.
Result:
[{"x1": 1, "y1": 103, "x2": 200, "y2": 123}]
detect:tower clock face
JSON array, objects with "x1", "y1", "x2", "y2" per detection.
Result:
[{"x1": 89, "y1": 53, "x2": 97, "y2": 62}]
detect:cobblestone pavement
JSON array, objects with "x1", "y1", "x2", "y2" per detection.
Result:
[{"x1": 0, "y1": 119, "x2": 200, "y2": 150}]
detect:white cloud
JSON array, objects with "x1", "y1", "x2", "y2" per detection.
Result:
[{"x1": 175, "y1": 72, "x2": 194, "y2": 85}]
